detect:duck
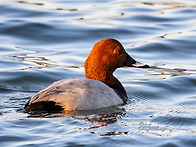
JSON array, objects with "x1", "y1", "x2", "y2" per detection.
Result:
[{"x1": 24, "y1": 38, "x2": 149, "y2": 113}]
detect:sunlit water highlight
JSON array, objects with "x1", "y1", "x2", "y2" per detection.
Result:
[{"x1": 0, "y1": 0, "x2": 196, "y2": 146}]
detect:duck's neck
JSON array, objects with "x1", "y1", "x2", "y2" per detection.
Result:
[
  {"x1": 85, "y1": 66, "x2": 112, "y2": 83},
  {"x1": 85, "y1": 66, "x2": 127, "y2": 103}
]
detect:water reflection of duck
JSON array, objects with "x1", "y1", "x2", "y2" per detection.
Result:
[
  {"x1": 72, "y1": 109, "x2": 128, "y2": 136},
  {"x1": 24, "y1": 38, "x2": 149, "y2": 113}
]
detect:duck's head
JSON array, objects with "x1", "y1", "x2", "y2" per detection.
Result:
[
  {"x1": 85, "y1": 38, "x2": 149, "y2": 103},
  {"x1": 85, "y1": 38, "x2": 149, "y2": 81}
]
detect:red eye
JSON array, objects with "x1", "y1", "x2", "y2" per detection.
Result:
[{"x1": 113, "y1": 48, "x2": 119, "y2": 54}]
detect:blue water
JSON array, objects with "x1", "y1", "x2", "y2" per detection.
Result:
[{"x1": 0, "y1": 0, "x2": 196, "y2": 146}]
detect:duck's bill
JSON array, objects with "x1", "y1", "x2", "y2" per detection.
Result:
[
  {"x1": 131, "y1": 61, "x2": 150, "y2": 68},
  {"x1": 124, "y1": 52, "x2": 150, "y2": 68}
]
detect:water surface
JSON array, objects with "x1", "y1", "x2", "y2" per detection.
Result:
[{"x1": 0, "y1": 0, "x2": 196, "y2": 146}]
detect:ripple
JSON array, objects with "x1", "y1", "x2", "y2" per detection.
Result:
[
  {"x1": 0, "y1": 0, "x2": 196, "y2": 146},
  {"x1": 152, "y1": 115, "x2": 196, "y2": 126}
]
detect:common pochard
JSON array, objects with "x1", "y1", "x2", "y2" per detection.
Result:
[{"x1": 25, "y1": 38, "x2": 149, "y2": 112}]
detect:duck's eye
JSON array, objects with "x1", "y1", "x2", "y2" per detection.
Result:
[{"x1": 113, "y1": 48, "x2": 119, "y2": 54}]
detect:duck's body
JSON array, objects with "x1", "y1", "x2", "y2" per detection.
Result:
[
  {"x1": 25, "y1": 38, "x2": 149, "y2": 113},
  {"x1": 25, "y1": 78, "x2": 123, "y2": 112}
]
